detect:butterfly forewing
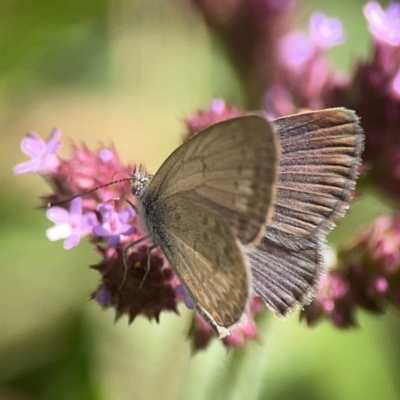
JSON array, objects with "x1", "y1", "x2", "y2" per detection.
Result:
[
  {"x1": 146, "y1": 115, "x2": 278, "y2": 246},
  {"x1": 250, "y1": 108, "x2": 364, "y2": 316},
  {"x1": 139, "y1": 115, "x2": 278, "y2": 336}
]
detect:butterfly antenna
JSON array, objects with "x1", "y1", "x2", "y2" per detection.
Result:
[{"x1": 47, "y1": 177, "x2": 132, "y2": 207}]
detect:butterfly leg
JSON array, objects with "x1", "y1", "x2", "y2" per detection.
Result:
[
  {"x1": 111, "y1": 197, "x2": 138, "y2": 214},
  {"x1": 120, "y1": 235, "x2": 150, "y2": 288},
  {"x1": 138, "y1": 244, "x2": 158, "y2": 290}
]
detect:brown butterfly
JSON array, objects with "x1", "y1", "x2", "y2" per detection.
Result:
[
  {"x1": 131, "y1": 116, "x2": 278, "y2": 337},
  {"x1": 130, "y1": 107, "x2": 363, "y2": 336}
]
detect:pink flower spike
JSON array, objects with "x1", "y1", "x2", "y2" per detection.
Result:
[
  {"x1": 46, "y1": 197, "x2": 97, "y2": 249},
  {"x1": 13, "y1": 128, "x2": 62, "y2": 175}
]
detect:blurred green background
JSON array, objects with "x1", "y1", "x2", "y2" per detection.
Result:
[{"x1": 2, "y1": 0, "x2": 399, "y2": 399}]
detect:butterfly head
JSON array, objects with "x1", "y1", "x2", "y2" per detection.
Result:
[{"x1": 131, "y1": 164, "x2": 153, "y2": 199}]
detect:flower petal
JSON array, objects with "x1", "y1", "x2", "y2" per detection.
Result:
[
  {"x1": 13, "y1": 160, "x2": 38, "y2": 174},
  {"x1": 46, "y1": 223, "x2": 72, "y2": 241},
  {"x1": 93, "y1": 225, "x2": 112, "y2": 237},
  {"x1": 69, "y1": 197, "x2": 82, "y2": 217},
  {"x1": 118, "y1": 206, "x2": 135, "y2": 223},
  {"x1": 46, "y1": 207, "x2": 70, "y2": 223},
  {"x1": 97, "y1": 203, "x2": 115, "y2": 221},
  {"x1": 107, "y1": 235, "x2": 121, "y2": 246},
  {"x1": 20, "y1": 133, "x2": 45, "y2": 158},
  {"x1": 99, "y1": 148, "x2": 113, "y2": 162},
  {"x1": 45, "y1": 128, "x2": 62, "y2": 155},
  {"x1": 82, "y1": 212, "x2": 98, "y2": 232},
  {"x1": 64, "y1": 231, "x2": 81, "y2": 249}
]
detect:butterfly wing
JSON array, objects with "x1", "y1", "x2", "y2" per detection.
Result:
[
  {"x1": 266, "y1": 108, "x2": 364, "y2": 248},
  {"x1": 146, "y1": 115, "x2": 278, "y2": 247},
  {"x1": 150, "y1": 197, "x2": 251, "y2": 337},
  {"x1": 250, "y1": 238, "x2": 322, "y2": 316},
  {"x1": 250, "y1": 108, "x2": 364, "y2": 316}
]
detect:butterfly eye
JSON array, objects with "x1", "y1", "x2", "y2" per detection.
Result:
[
  {"x1": 131, "y1": 174, "x2": 153, "y2": 198},
  {"x1": 131, "y1": 180, "x2": 141, "y2": 194}
]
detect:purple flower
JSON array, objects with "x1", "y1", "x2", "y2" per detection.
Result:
[
  {"x1": 364, "y1": 2, "x2": 400, "y2": 46},
  {"x1": 46, "y1": 197, "x2": 97, "y2": 249},
  {"x1": 13, "y1": 128, "x2": 62, "y2": 175},
  {"x1": 93, "y1": 203, "x2": 135, "y2": 246},
  {"x1": 175, "y1": 284, "x2": 194, "y2": 309},
  {"x1": 309, "y1": 12, "x2": 345, "y2": 48},
  {"x1": 99, "y1": 148, "x2": 113, "y2": 162},
  {"x1": 94, "y1": 284, "x2": 112, "y2": 306}
]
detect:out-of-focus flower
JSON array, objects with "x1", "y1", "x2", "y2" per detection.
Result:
[
  {"x1": 175, "y1": 284, "x2": 194, "y2": 309},
  {"x1": 184, "y1": 99, "x2": 242, "y2": 139},
  {"x1": 263, "y1": 85, "x2": 296, "y2": 120},
  {"x1": 268, "y1": 11, "x2": 348, "y2": 114},
  {"x1": 309, "y1": 12, "x2": 345, "y2": 48},
  {"x1": 93, "y1": 203, "x2": 135, "y2": 246},
  {"x1": 279, "y1": 31, "x2": 315, "y2": 70},
  {"x1": 326, "y1": 2, "x2": 400, "y2": 201},
  {"x1": 279, "y1": 11, "x2": 344, "y2": 71},
  {"x1": 302, "y1": 214, "x2": 400, "y2": 327},
  {"x1": 192, "y1": 0, "x2": 295, "y2": 105},
  {"x1": 364, "y1": 1, "x2": 400, "y2": 46},
  {"x1": 391, "y1": 69, "x2": 400, "y2": 98},
  {"x1": 46, "y1": 197, "x2": 97, "y2": 249},
  {"x1": 188, "y1": 297, "x2": 263, "y2": 351},
  {"x1": 13, "y1": 129, "x2": 62, "y2": 175}
]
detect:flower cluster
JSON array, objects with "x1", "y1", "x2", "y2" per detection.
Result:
[
  {"x1": 302, "y1": 214, "x2": 400, "y2": 327},
  {"x1": 13, "y1": 130, "x2": 182, "y2": 325},
  {"x1": 188, "y1": 297, "x2": 264, "y2": 351}
]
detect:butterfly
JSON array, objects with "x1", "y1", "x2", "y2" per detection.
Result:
[{"x1": 129, "y1": 115, "x2": 278, "y2": 337}]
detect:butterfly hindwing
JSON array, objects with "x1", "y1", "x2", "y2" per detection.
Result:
[
  {"x1": 266, "y1": 108, "x2": 364, "y2": 249},
  {"x1": 250, "y1": 108, "x2": 364, "y2": 315}
]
